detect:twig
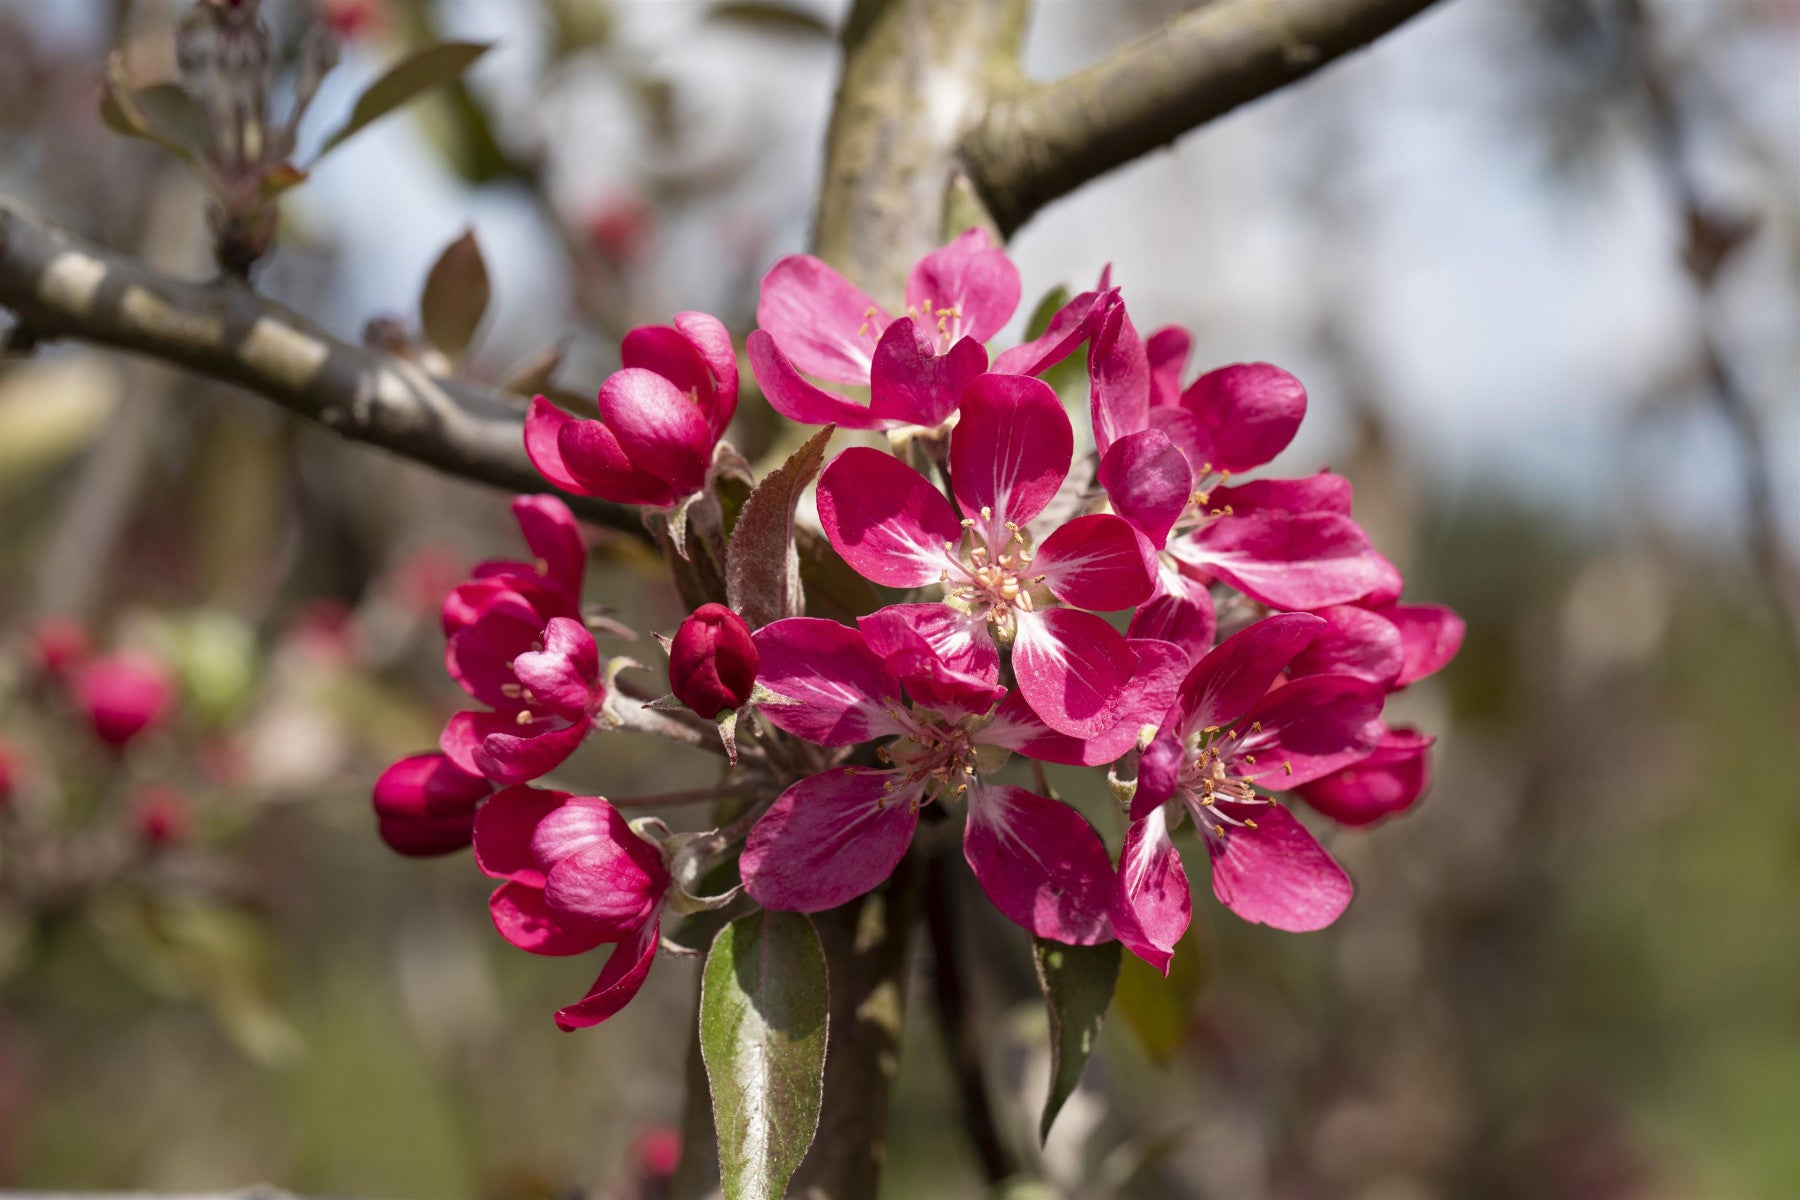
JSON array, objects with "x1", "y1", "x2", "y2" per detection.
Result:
[
  {"x1": 963, "y1": 0, "x2": 1447, "y2": 235},
  {"x1": 0, "y1": 197, "x2": 648, "y2": 543}
]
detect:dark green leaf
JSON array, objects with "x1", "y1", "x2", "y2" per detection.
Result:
[
  {"x1": 726, "y1": 426, "x2": 833, "y2": 628},
  {"x1": 700, "y1": 911, "x2": 828, "y2": 1200},
  {"x1": 1032, "y1": 935, "x2": 1120, "y2": 1144},
  {"x1": 1113, "y1": 924, "x2": 1210, "y2": 1064},
  {"x1": 315, "y1": 41, "x2": 491, "y2": 160},
  {"x1": 707, "y1": 2, "x2": 836, "y2": 38},
  {"x1": 420, "y1": 229, "x2": 490, "y2": 361}
]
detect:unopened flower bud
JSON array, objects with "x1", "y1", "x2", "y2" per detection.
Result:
[
  {"x1": 132, "y1": 786, "x2": 191, "y2": 849},
  {"x1": 373, "y1": 752, "x2": 493, "y2": 856},
  {"x1": 29, "y1": 616, "x2": 89, "y2": 679},
  {"x1": 668, "y1": 604, "x2": 758, "y2": 719},
  {"x1": 73, "y1": 653, "x2": 174, "y2": 748}
]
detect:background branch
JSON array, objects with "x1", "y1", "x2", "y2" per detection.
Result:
[
  {"x1": 963, "y1": 0, "x2": 1446, "y2": 235},
  {"x1": 0, "y1": 197, "x2": 646, "y2": 541}
]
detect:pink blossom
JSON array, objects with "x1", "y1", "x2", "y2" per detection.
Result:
[
  {"x1": 73, "y1": 652, "x2": 174, "y2": 748},
  {"x1": 741, "y1": 613, "x2": 1174, "y2": 944},
  {"x1": 372, "y1": 752, "x2": 494, "y2": 856},
  {"x1": 1113, "y1": 614, "x2": 1384, "y2": 971},
  {"x1": 1088, "y1": 316, "x2": 1398, "y2": 646},
  {"x1": 815, "y1": 373, "x2": 1156, "y2": 736},
  {"x1": 473, "y1": 785, "x2": 668, "y2": 1030},
  {"x1": 668, "y1": 604, "x2": 759, "y2": 718},
  {"x1": 749, "y1": 228, "x2": 1018, "y2": 430},
  {"x1": 1297, "y1": 725, "x2": 1436, "y2": 826},
  {"x1": 439, "y1": 497, "x2": 605, "y2": 784},
  {"x1": 525, "y1": 312, "x2": 737, "y2": 508},
  {"x1": 28, "y1": 616, "x2": 89, "y2": 679},
  {"x1": 131, "y1": 785, "x2": 191, "y2": 849}
]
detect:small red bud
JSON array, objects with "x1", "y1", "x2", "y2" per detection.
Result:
[
  {"x1": 132, "y1": 786, "x2": 191, "y2": 849},
  {"x1": 73, "y1": 653, "x2": 174, "y2": 749},
  {"x1": 668, "y1": 605, "x2": 758, "y2": 719},
  {"x1": 28, "y1": 616, "x2": 89, "y2": 679},
  {"x1": 372, "y1": 752, "x2": 493, "y2": 856},
  {"x1": 632, "y1": 1125, "x2": 682, "y2": 1180}
]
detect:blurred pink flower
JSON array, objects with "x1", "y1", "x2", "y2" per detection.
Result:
[
  {"x1": 73, "y1": 653, "x2": 174, "y2": 748},
  {"x1": 131, "y1": 785, "x2": 191, "y2": 848}
]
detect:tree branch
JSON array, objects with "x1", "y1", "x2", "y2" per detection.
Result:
[
  {"x1": 0, "y1": 196, "x2": 647, "y2": 540},
  {"x1": 963, "y1": 0, "x2": 1447, "y2": 235}
]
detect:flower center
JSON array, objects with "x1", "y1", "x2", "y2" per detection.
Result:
[
  {"x1": 1173, "y1": 724, "x2": 1275, "y2": 842},
  {"x1": 940, "y1": 510, "x2": 1044, "y2": 638},
  {"x1": 875, "y1": 709, "x2": 1005, "y2": 810}
]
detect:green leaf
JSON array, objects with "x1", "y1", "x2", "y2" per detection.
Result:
[
  {"x1": 700, "y1": 911, "x2": 829, "y2": 1200},
  {"x1": 1032, "y1": 935, "x2": 1121, "y2": 1144},
  {"x1": 314, "y1": 41, "x2": 491, "y2": 160},
  {"x1": 419, "y1": 229, "x2": 491, "y2": 362},
  {"x1": 1113, "y1": 924, "x2": 1210, "y2": 1064},
  {"x1": 726, "y1": 425, "x2": 833, "y2": 628}
]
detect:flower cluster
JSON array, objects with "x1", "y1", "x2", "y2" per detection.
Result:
[{"x1": 374, "y1": 231, "x2": 1462, "y2": 1033}]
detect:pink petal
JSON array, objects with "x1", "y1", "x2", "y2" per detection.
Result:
[
  {"x1": 472, "y1": 784, "x2": 568, "y2": 885},
  {"x1": 991, "y1": 287, "x2": 1109, "y2": 376},
  {"x1": 963, "y1": 784, "x2": 1115, "y2": 945},
  {"x1": 1012, "y1": 607, "x2": 1137, "y2": 739},
  {"x1": 817, "y1": 447, "x2": 962, "y2": 587},
  {"x1": 1208, "y1": 471, "x2": 1353, "y2": 517},
  {"x1": 373, "y1": 752, "x2": 492, "y2": 822},
  {"x1": 1178, "y1": 512, "x2": 1393, "y2": 610},
  {"x1": 1286, "y1": 604, "x2": 1405, "y2": 690},
  {"x1": 439, "y1": 710, "x2": 489, "y2": 778},
  {"x1": 510, "y1": 495, "x2": 585, "y2": 604},
  {"x1": 1132, "y1": 727, "x2": 1184, "y2": 820},
  {"x1": 1362, "y1": 552, "x2": 1406, "y2": 607},
  {"x1": 545, "y1": 838, "x2": 669, "y2": 939},
  {"x1": 1378, "y1": 604, "x2": 1465, "y2": 686},
  {"x1": 740, "y1": 769, "x2": 920, "y2": 912},
  {"x1": 986, "y1": 638, "x2": 1186, "y2": 767},
  {"x1": 622, "y1": 323, "x2": 715, "y2": 408},
  {"x1": 857, "y1": 606, "x2": 1003, "y2": 718},
  {"x1": 467, "y1": 711, "x2": 592, "y2": 785},
  {"x1": 1088, "y1": 299, "x2": 1149, "y2": 458},
  {"x1": 489, "y1": 879, "x2": 607, "y2": 956},
  {"x1": 596, "y1": 367, "x2": 713, "y2": 500},
  {"x1": 1297, "y1": 727, "x2": 1434, "y2": 826},
  {"x1": 1098, "y1": 429, "x2": 1193, "y2": 548},
  {"x1": 856, "y1": 603, "x2": 999, "y2": 683},
  {"x1": 868, "y1": 320, "x2": 987, "y2": 428},
  {"x1": 1145, "y1": 325, "x2": 1192, "y2": 409},
  {"x1": 1112, "y1": 805, "x2": 1190, "y2": 973},
  {"x1": 523, "y1": 395, "x2": 588, "y2": 493},
  {"x1": 1207, "y1": 803, "x2": 1351, "y2": 932},
  {"x1": 1230, "y1": 674, "x2": 1384, "y2": 788},
  {"x1": 1126, "y1": 570, "x2": 1217, "y2": 661},
  {"x1": 1177, "y1": 362, "x2": 1306, "y2": 473},
  {"x1": 1172, "y1": 612, "x2": 1325, "y2": 736},
  {"x1": 555, "y1": 918, "x2": 661, "y2": 1031},
  {"x1": 511, "y1": 616, "x2": 602, "y2": 719},
  {"x1": 949, "y1": 373, "x2": 1072, "y2": 537},
  {"x1": 557, "y1": 411, "x2": 677, "y2": 507},
  {"x1": 1035, "y1": 513, "x2": 1157, "y2": 612},
  {"x1": 756, "y1": 254, "x2": 888, "y2": 384},
  {"x1": 746, "y1": 329, "x2": 887, "y2": 430},
  {"x1": 904, "y1": 227, "x2": 1021, "y2": 345},
  {"x1": 446, "y1": 609, "x2": 542, "y2": 709},
  {"x1": 675, "y1": 310, "x2": 740, "y2": 435},
  {"x1": 751, "y1": 618, "x2": 906, "y2": 746}
]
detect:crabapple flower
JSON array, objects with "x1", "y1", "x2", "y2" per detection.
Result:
[
  {"x1": 372, "y1": 752, "x2": 494, "y2": 856},
  {"x1": 741, "y1": 613, "x2": 1173, "y2": 944},
  {"x1": 668, "y1": 603, "x2": 758, "y2": 718},
  {"x1": 1297, "y1": 726, "x2": 1436, "y2": 826},
  {"x1": 474, "y1": 785, "x2": 669, "y2": 1030},
  {"x1": 525, "y1": 312, "x2": 737, "y2": 508},
  {"x1": 439, "y1": 496, "x2": 606, "y2": 784},
  {"x1": 816, "y1": 373, "x2": 1156, "y2": 737},
  {"x1": 74, "y1": 652, "x2": 174, "y2": 748},
  {"x1": 748, "y1": 228, "x2": 1018, "y2": 430},
  {"x1": 1113, "y1": 614, "x2": 1384, "y2": 971},
  {"x1": 1086, "y1": 317, "x2": 1397, "y2": 645}
]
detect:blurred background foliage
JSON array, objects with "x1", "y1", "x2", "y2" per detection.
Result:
[{"x1": 0, "y1": 0, "x2": 1795, "y2": 1198}]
